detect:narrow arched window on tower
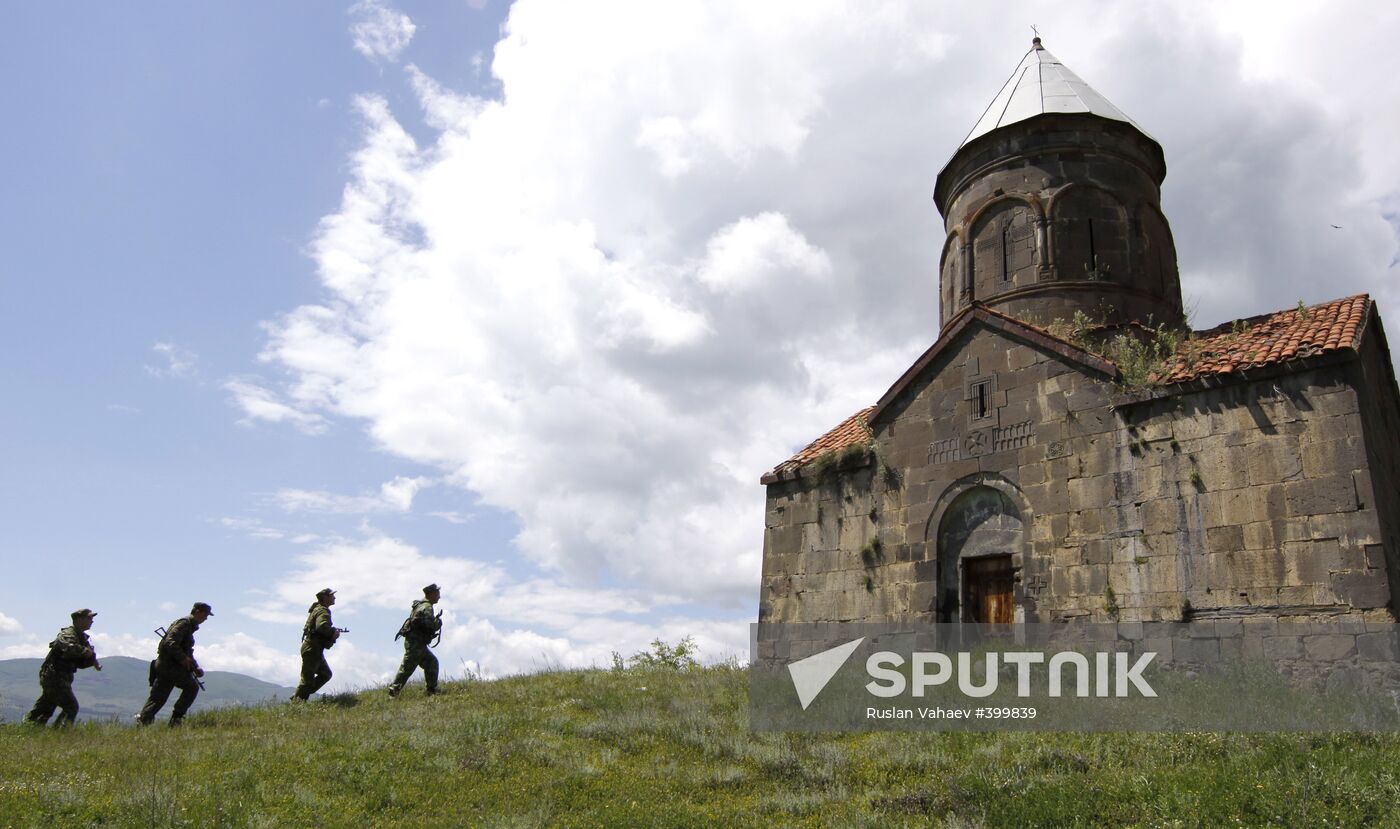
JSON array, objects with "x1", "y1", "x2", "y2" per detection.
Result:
[
  {"x1": 1001, "y1": 221, "x2": 1012, "y2": 282},
  {"x1": 1087, "y1": 218, "x2": 1097, "y2": 276}
]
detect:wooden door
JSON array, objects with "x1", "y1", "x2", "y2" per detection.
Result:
[{"x1": 964, "y1": 555, "x2": 1014, "y2": 623}]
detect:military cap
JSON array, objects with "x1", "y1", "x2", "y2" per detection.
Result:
[
  {"x1": 423, "y1": 583, "x2": 440, "y2": 594},
  {"x1": 71, "y1": 608, "x2": 97, "y2": 619},
  {"x1": 191, "y1": 601, "x2": 215, "y2": 616},
  {"x1": 316, "y1": 587, "x2": 336, "y2": 599}
]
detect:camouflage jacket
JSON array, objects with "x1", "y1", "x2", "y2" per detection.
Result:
[
  {"x1": 41, "y1": 626, "x2": 97, "y2": 678},
  {"x1": 157, "y1": 615, "x2": 200, "y2": 670},
  {"x1": 302, "y1": 603, "x2": 338, "y2": 650},
  {"x1": 405, "y1": 599, "x2": 441, "y2": 644}
]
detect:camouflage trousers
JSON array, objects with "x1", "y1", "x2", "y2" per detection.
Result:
[
  {"x1": 294, "y1": 647, "x2": 332, "y2": 700},
  {"x1": 25, "y1": 671, "x2": 79, "y2": 725},
  {"x1": 388, "y1": 641, "x2": 438, "y2": 694},
  {"x1": 137, "y1": 663, "x2": 200, "y2": 724}
]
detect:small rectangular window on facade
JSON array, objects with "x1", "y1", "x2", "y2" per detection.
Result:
[{"x1": 972, "y1": 379, "x2": 992, "y2": 420}]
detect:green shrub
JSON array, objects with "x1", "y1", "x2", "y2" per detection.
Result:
[{"x1": 612, "y1": 636, "x2": 700, "y2": 671}]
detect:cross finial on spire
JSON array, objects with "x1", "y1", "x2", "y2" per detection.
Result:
[{"x1": 1031, "y1": 25, "x2": 1042, "y2": 49}]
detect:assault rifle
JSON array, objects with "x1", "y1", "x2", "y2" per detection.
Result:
[
  {"x1": 153, "y1": 625, "x2": 205, "y2": 690},
  {"x1": 325, "y1": 627, "x2": 350, "y2": 649},
  {"x1": 395, "y1": 610, "x2": 443, "y2": 645}
]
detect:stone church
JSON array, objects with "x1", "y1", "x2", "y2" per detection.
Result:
[{"x1": 759, "y1": 39, "x2": 1400, "y2": 626}]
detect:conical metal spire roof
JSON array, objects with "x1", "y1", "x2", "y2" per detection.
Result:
[{"x1": 960, "y1": 37, "x2": 1144, "y2": 147}]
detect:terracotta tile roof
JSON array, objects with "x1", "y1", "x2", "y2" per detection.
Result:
[
  {"x1": 762, "y1": 295, "x2": 1372, "y2": 484},
  {"x1": 1158, "y1": 294, "x2": 1369, "y2": 384},
  {"x1": 764, "y1": 406, "x2": 874, "y2": 482}
]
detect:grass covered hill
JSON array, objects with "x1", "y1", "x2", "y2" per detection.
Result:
[{"x1": 2, "y1": 664, "x2": 1400, "y2": 828}]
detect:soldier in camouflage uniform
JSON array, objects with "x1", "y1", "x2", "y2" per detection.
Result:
[
  {"x1": 387, "y1": 583, "x2": 442, "y2": 698},
  {"x1": 293, "y1": 587, "x2": 339, "y2": 700},
  {"x1": 25, "y1": 608, "x2": 102, "y2": 725},
  {"x1": 136, "y1": 602, "x2": 212, "y2": 726}
]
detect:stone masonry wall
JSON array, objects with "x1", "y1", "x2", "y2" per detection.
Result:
[
  {"x1": 1351, "y1": 320, "x2": 1400, "y2": 608},
  {"x1": 759, "y1": 323, "x2": 1398, "y2": 627},
  {"x1": 1113, "y1": 363, "x2": 1390, "y2": 621}
]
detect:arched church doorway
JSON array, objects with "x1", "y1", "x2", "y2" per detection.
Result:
[{"x1": 935, "y1": 485, "x2": 1025, "y2": 623}]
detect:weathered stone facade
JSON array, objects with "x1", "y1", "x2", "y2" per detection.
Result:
[{"x1": 758, "y1": 42, "x2": 1400, "y2": 630}]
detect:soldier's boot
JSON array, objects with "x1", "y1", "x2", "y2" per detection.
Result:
[
  {"x1": 386, "y1": 684, "x2": 401, "y2": 699},
  {"x1": 424, "y1": 686, "x2": 439, "y2": 696},
  {"x1": 24, "y1": 698, "x2": 55, "y2": 725},
  {"x1": 168, "y1": 716, "x2": 184, "y2": 727}
]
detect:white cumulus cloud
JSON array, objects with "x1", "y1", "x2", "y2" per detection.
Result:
[
  {"x1": 217, "y1": 516, "x2": 285, "y2": 540},
  {"x1": 241, "y1": 533, "x2": 659, "y2": 624},
  {"x1": 273, "y1": 475, "x2": 432, "y2": 514},
  {"x1": 241, "y1": 533, "x2": 749, "y2": 681},
  {"x1": 145, "y1": 341, "x2": 197, "y2": 378},
  {"x1": 0, "y1": 636, "x2": 44, "y2": 660},
  {"x1": 89, "y1": 632, "x2": 158, "y2": 659},
  {"x1": 0, "y1": 612, "x2": 23, "y2": 636},
  {"x1": 349, "y1": 0, "x2": 416, "y2": 62},
  {"x1": 245, "y1": 1, "x2": 1399, "y2": 619},
  {"x1": 225, "y1": 378, "x2": 328, "y2": 434}
]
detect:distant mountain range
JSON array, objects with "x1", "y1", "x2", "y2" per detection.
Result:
[{"x1": 0, "y1": 655, "x2": 293, "y2": 723}]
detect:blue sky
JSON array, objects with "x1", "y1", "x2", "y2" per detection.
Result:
[
  {"x1": 0, "y1": 2, "x2": 535, "y2": 683},
  {"x1": 2, "y1": 2, "x2": 1398, "y2": 690}
]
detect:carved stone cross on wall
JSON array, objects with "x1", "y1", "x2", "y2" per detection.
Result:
[{"x1": 965, "y1": 429, "x2": 991, "y2": 457}]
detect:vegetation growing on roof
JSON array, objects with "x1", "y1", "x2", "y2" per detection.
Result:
[
  {"x1": 806, "y1": 414, "x2": 890, "y2": 486},
  {"x1": 1046, "y1": 310, "x2": 1188, "y2": 392},
  {"x1": 1105, "y1": 327, "x2": 1182, "y2": 390},
  {"x1": 1045, "y1": 309, "x2": 1097, "y2": 345},
  {"x1": 810, "y1": 442, "x2": 870, "y2": 482}
]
